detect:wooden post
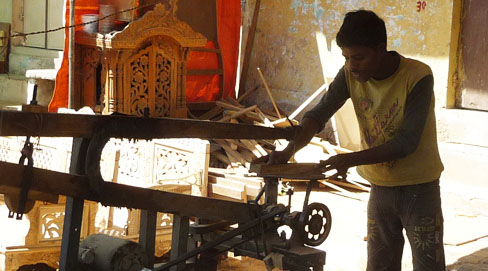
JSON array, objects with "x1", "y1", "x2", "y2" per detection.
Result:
[
  {"x1": 264, "y1": 177, "x2": 278, "y2": 205},
  {"x1": 170, "y1": 215, "x2": 190, "y2": 271},
  {"x1": 68, "y1": 0, "x2": 76, "y2": 109},
  {"x1": 59, "y1": 138, "x2": 89, "y2": 271},
  {"x1": 238, "y1": 0, "x2": 261, "y2": 99},
  {"x1": 139, "y1": 210, "x2": 157, "y2": 268}
]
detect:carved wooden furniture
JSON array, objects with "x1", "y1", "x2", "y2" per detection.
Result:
[{"x1": 75, "y1": 2, "x2": 207, "y2": 117}]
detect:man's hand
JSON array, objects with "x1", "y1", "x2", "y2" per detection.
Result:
[
  {"x1": 315, "y1": 154, "x2": 352, "y2": 180},
  {"x1": 251, "y1": 149, "x2": 294, "y2": 165}
]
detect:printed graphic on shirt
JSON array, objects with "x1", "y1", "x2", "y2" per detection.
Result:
[
  {"x1": 359, "y1": 97, "x2": 373, "y2": 113},
  {"x1": 362, "y1": 98, "x2": 401, "y2": 147}
]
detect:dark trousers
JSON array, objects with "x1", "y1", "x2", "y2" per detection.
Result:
[{"x1": 367, "y1": 180, "x2": 445, "y2": 271}]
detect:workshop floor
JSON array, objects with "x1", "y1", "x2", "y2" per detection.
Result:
[{"x1": 218, "y1": 179, "x2": 488, "y2": 271}]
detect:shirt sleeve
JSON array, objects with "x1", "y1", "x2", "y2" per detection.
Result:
[
  {"x1": 302, "y1": 67, "x2": 350, "y2": 131},
  {"x1": 386, "y1": 74, "x2": 434, "y2": 158}
]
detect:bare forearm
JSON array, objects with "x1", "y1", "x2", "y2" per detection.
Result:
[
  {"x1": 282, "y1": 117, "x2": 320, "y2": 157},
  {"x1": 339, "y1": 143, "x2": 396, "y2": 167}
]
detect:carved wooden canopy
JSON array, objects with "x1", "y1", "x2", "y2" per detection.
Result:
[{"x1": 103, "y1": 3, "x2": 207, "y2": 49}]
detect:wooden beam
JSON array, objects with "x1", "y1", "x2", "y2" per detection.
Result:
[
  {"x1": 249, "y1": 163, "x2": 325, "y2": 180},
  {"x1": 0, "y1": 161, "x2": 252, "y2": 222},
  {"x1": 0, "y1": 110, "x2": 296, "y2": 140}
]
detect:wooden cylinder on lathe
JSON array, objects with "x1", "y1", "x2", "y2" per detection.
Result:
[{"x1": 79, "y1": 234, "x2": 149, "y2": 271}]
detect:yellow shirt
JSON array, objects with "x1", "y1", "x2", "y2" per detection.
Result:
[{"x1": 345, "y1": 56, "x2": 444, "y2": 186}]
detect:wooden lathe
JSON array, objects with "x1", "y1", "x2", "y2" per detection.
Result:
[{"x1": 0, "y1": 110, "x2": 331, "y2": 271}]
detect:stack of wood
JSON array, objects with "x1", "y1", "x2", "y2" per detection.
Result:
[
  {"x1": 192, "y1": 93, "x2": 291, "y2": 170},
  {"x1": 207, "y1": 167, "x2": 265, "y2": 204}
]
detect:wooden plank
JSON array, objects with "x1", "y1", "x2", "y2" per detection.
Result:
[
  {"x1": 225, "y1": 97, "x2": 244, "y2": 108},
  {"x1": 208, "y1": 175, "x2": 246, "y2": 190},
  {"x1": 198, "y1": 105, "x2": 223, "y2": 120},
  {"x1": 208, "y1": 183, "x2": 246, "y2": 202},
  {"x1": 218, "y1": 105, "x2": 257, "y2": 123},
  {"x1": 240, "y1": 140, "x2": 264, "y2": 158},
  {"x1": 208, "y1": 175, "x2": 261, "y2": 197},
  {"x1": 319, "y1": 180, "x2": 361, "y2": 200},
  {"x1": 249, "y1": 163, "x2": 325, "y2": 180},
  {"x1": 215, "y1": 100, "x2": 243, "y2": 111},
  {"x1": 227, "y1": 139, "x2": 252, "y2": 152},
  {"x1": 317, "y1": 180, "x2": 365, "y2": 201},
  {"x1": 344, "y1": 179, "x2": 370, "y2": 192},
  {"x1": 237, "y1": 86, "x2": 258, "y2": 103},
  {"x1": 0, "y1": 110, "x2": 295, "y2": 140},
  {"x1": 254, "y1": 107, "x2": 275, "y2": 127},
  {"x1": 321, "y1": 179, "x2": 370, "y2": 192},
  {"x1": 239, "y1": 149, "x2": 256, "y2": 163},
  {"x1": 0, "y1": 161, "x2": 253, "y2": 222},
  {"x1": 270, "y1": 118, "x2": 299, "y2": 128},
  {"x1": 211, "y1": 150, "x2": 231, "y2": 167},
  {"x1": 252, "y1": 140, "x2": 272, "y2": 155},
  {"x1": 215, "y1": 139, "x2": 249, "y2": 164},
  {"x1": 218, "y1": 175, "x2": 263, "y2": 188}
]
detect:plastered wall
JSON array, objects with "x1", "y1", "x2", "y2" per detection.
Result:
[
  {"x1": 0, "y1": 0, "x2": 12, "y2": 23},
  {"x1": 241, "y1": 0, "x2": 454, "y2": 149}
]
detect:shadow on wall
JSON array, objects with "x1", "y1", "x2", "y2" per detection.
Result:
[{"x1": 447, "y1": 247, "x2": 488, "y2": 271}]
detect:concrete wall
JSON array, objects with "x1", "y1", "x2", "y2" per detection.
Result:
[
  {"x1": 242, "y1": 0, "x2": 452, "y2": 107},
  {"x1": 0, "y1": 0, "x2": 12, "y2": 23},
  {"x1": 241, "y1": 0, "x2": 455, "y2": 147}
]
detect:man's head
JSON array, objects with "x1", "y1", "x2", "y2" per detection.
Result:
[{"x1": 336, "y1": 10, "x2": 389, "y2": 82}]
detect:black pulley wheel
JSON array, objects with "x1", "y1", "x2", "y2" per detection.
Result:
[{"x1": 300, "y1": 202, "x2": 332, "y2": 246}]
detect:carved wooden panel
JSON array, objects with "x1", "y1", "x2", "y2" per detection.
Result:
[
  {"x1": 0, "y1": 137, "x2": 19, "y2": 164},
  {"x1": 4, "y1": 247, "x2": 60, "y2": 271},
  {"x1": 37, "y1": 204, "x2": 90, "y2": 243},
  {"x1": 128, "y1": 48, "x2": 152, "y2": 116},
  {"x1": 155, "y1": 51, "x2": 173, "y2": 117},
  {"x1": 0, "y1": 137, "x2": 71, "y2": 173},
  {"x1": 126, "y1": 43, "x2": 179, "y2": 118}
]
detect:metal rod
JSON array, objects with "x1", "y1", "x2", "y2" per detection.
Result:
[
  {"x1": 68, "y1": 0, "x2": 76, "y2": 109},
  {"x1": 303, "y1": 179, "x2": 316, "y2": 211},
  {"x1": 149, "y1": 207, "x2": 287, "y2": 271}
]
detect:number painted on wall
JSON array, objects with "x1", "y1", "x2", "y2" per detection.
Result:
[{"x1": 416, "y1": 1, "x2": 427, "y2": 12}]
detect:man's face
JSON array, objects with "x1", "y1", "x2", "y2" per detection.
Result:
[{"x1": 342, "y1": 45, "x2": 383, "y2": 82}]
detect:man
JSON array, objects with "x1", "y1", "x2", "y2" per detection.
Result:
[{"x1": 262, "y1": 10, "x2": 445, "y2": 270}]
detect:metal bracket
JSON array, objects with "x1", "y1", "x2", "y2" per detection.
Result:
[{"x1": 8, "y1": 138, "x2": 34, "y2": 220}]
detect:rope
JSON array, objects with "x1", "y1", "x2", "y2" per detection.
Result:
[{"x1": 0, "y1": 1, "x2": 163, "y2": 41}]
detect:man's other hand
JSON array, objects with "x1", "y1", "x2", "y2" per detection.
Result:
[{"x1": 315, "y1": 154, "x2": 352, "y2": 180}]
